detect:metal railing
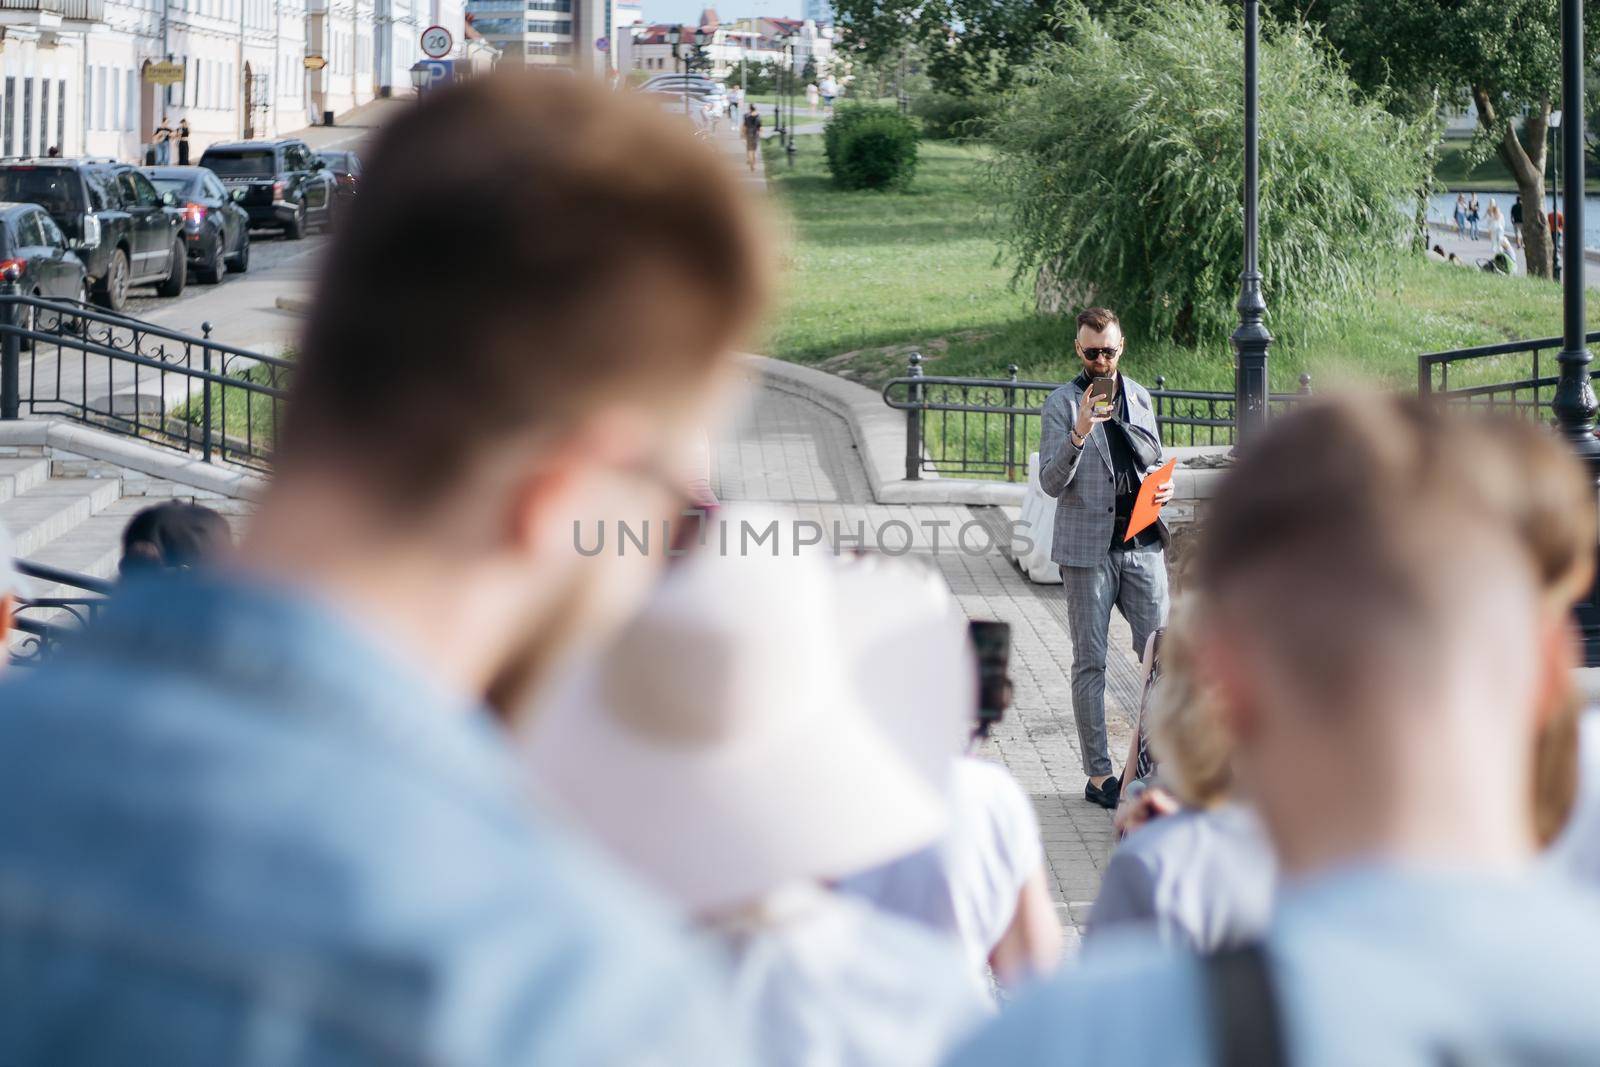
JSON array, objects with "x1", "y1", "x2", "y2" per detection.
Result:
[
  {"x1": 7, "y1": 559, "x2": 114, "y2": 667},
  {"x1": 0, "y1": 0, "x2": 67, "y2": 11},
  {"x1": 0, "y1": 287, "x2": 289, "y2": 471},
  {"x1": 1417, "y1": 331, "x2": 1600, "y2": 417},
  {"x1": 880, "y1": 352, "x2": 1311, "y2": 480}
]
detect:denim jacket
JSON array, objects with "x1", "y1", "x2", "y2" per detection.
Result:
[{"x1": 0, "y1": 574, "x2": 740, "y2": 1066}]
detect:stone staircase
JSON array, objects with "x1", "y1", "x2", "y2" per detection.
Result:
[
  {"x1": 0, "y1": 421, "x2": 263, "y2": 658},
  {"x1": 1, "y1": 457, "x2": 150, "y2": 581}
]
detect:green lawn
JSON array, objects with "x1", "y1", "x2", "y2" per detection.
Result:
[
  {"x1": 762, "y1": 135, "x2": 1600, "y2": 395},
  {"x1": 172, "y1": 360, "x2": 286, "y2": 460}
]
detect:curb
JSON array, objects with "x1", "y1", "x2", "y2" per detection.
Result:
[
  {"x1": 740, "y1": 354, "x2": 1028, "y2": 507},
  {"x1": 740, "y1": 355, "x2": 1230, "y2": 506},
  {"x1": 0, "y1": 419, "x2": 267, "y2": 501}
]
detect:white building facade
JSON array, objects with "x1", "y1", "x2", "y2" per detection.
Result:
[{"x1": 2, "y1": 0, "x2": 472, "y2": 167}]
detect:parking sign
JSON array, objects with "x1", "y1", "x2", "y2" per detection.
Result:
[{"x1": 417, "y1": 59, "x2": 455, "y2": 91}]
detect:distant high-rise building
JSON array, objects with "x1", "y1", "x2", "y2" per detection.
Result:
[{"x1": 803, "y1": 0, "x2": 833, "y2": 25}]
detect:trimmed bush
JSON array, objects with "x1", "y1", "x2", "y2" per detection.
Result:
[
  {"x1": 824, "y1": 104, "x2": 920, "y2": 190},
  {"x1": 987, "y1": 0, "x2": 1432, "y2": 343},
  {"x1": 912, "y1": 93, "x2": 993, "y2": 140}
]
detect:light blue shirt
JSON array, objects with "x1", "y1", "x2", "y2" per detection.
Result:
[
  {"x1": 1086, "y1": 803, "x2": 1275, "y2": 953},
  {"x1": 946, "y1": 865, "x2": 1600, "y2": 1066},
  {"x1": 0, "y1": 574, "x2": 742, "y2": 1066}
]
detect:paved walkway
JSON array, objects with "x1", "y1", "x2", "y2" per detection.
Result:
[
  {"x1": 1427, "y1": 221, "x2": 1600, "y2": 288},
  {"x1": 713, "y1": 372, "x2": 1146, "y2": 951}
]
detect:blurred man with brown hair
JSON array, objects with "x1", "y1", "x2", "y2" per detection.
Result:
[
  {"x1": 0, "y1": 71, "x2": 767, "y2": 1065},
  {"x1": 948, "y1": 396, "x2": 1600, "y2": 1066}
]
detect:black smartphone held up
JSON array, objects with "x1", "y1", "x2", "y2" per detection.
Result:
[
  {"x1": 969, "y1": 620, "x2": 1013, "y2": 740},
  {"x1": 1087, "y1": 376, "x2": 1118, "y2": 414}
]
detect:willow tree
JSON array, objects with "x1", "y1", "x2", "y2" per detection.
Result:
[{"x1": 988, "y1": 0, "x2": 1432, "y2": 344}]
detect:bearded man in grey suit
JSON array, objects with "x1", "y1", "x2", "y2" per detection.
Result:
[{"x1": 1038, "y1": 306, "x2": 1174, "y2": 810}]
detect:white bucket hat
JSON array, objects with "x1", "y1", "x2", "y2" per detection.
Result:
[
  {"x1": 829, "y1": 553, "x2": 973, "y2": 792},
  {"x1": 520, "y1": 512, "x2": 966, "y2": 915}
]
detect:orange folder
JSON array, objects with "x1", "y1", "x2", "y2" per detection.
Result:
[{"x1": 1124, "y1": 458, "x2": 1177, "y2": 542}]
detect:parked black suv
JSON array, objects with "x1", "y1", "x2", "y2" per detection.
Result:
[
  {"x1": 199, "y1": 139, "x2": 335, "y2": 240},
  {"x1": 0, "y1": 159, "x2": 187, "y2": 311}
]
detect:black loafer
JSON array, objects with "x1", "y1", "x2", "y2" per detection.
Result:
[{"x1": 1085, "y1": 775, "x2": 1121, "y2": 810}]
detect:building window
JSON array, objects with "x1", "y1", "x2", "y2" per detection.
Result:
[
  {"x1": 3, "y1": 78, "x2": 13, "y2": 156},
  {"x1": 127, "y1": 70, "x2": 136, "y2": 131},
  {"x1": 39, "y1": 80, "x2": 49, "y2": 155},
  {"x1": 22, "y1": 79, "x2": 33, "y2": 157},
  {"x1": 56, "y1": 80, "x2": 64, "y2": 153}
]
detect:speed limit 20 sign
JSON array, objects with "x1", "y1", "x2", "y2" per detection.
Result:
[{"x1": 421, "y1": 25, "x2": 453, "y2": 58}]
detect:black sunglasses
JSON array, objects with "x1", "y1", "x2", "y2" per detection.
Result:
[{"x1": 1080, "y1": 345, "x2": 1121, "y2": 361}]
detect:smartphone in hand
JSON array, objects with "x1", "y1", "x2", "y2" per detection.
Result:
[{"x1": 1087, "y1": 376, "x2": 1117, "y2": 417}]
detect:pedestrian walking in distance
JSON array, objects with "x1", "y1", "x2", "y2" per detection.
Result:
[
  {"x1": 177, "y1": 118, "x2": 191, "y2": 166},
  {"x1": 1468, "y1": 192, "x2": 1481, "y2": 241},
  {"x1": 153, "y1": 115, "x2": 173, "y2": 164},
  {"x1": 743, "y1": 102, "x2": 762, "y2": 173},
  {"x1": 1454, "y1": 192, "x2": 1468, "y2": 238},
  {"x1": 1037, "y1": 306, "x2": 1174, "y2": 811},
  {"x1": 1511, "y1": 196, "x2": 1525, "y2": 246},
  {"x1": 1485, "y1": 198, "x2": 1505, "y2": 252}
]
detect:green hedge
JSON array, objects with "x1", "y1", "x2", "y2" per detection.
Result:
[
  {"x1": 824, "y1": 104, "x2": 920, "y2": 190},
  {"x1": 912, "y1": 93, "x2": 993, "y2": 140}
]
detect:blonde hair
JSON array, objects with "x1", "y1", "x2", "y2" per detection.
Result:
[{"x1": 1144, "y1": 601, "x2": 1233, "y2": 809}]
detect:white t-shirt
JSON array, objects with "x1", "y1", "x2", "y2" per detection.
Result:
[
  {"x1": 1549, "y1": 708, "x2": 1600, "y2": 883},
  {"x1": 836, "y1": 758, "x2": 1043, "y2": 986},
  {"x1": 719, "y1": 885, "x2": 986, "y2": 1067}
]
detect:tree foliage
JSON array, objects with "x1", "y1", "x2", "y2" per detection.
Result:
[
  {"x1": 1265, "y1": 0, "x2": 1600, "y2": 277},
  {"x1": 987, "y1": 0, "x2": 1431, "y2": 344},
  {"x1": 831, "y1": 0, "x2": 1071, "y2": 96}
]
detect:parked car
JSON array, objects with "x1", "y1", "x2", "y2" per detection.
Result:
[
  {"x1": 141, "y1": 166, "x2": 250, "y2": 283},
  {"x1": 0, "y1": 159, "x2": 187, "y2": 311},
  {"x1": 0, "y1": 201, "x2": 89, "y2": 305},
  {"x1": 198, "y1": 139, "x2": 335, "y2": 239},
  {"x1": 0, "y1": 202, "x2": 89, "y2": 345},
  {"x1": 316, "y1": 150, "x2": 361, "y2": 210}
]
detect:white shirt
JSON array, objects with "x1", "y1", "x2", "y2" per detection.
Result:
[
  {"x1": 1549, "y1": 708, "x2": 1600, "y2": 883},
  {"x1": 837, "y1": 758, "x2": 1043, "y2": 988},
  {"x1": 718, "y1": 885, "x2": 986, "y2": 1067}
]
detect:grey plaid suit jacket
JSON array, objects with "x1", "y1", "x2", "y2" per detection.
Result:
[{"x1": 1038, "y1": 375, "x2": 1170, "y2": 568}]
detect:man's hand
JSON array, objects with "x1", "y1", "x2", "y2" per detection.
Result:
[
  {"x1": 1074, "y1": 388, "x2": 1112, "y2": 441},
  {"x1": 1152, "y1": 475, "x2": 1176, "y2": 507}
]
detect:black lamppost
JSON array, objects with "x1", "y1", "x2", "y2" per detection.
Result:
[
  {"x1": 694, "y1": 26, "x2": 710, "y2": 78},
  {"x1": 786, "y1": 32, "x2": 798, "y2": 166},
  {"x1": 1231, "y1": 0, "x2": 1272, "y2": 441},
  {"x1": 1553, "y1": 0, "x2": 1600, "y2": 662},
  {"x1": 668, "y1": 26, "x2": 688, "y2": 116}
]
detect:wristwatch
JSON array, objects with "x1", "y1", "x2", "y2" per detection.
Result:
[{"x1": 1069, "y1": 428, "x2": 1086, "y2": 449}]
